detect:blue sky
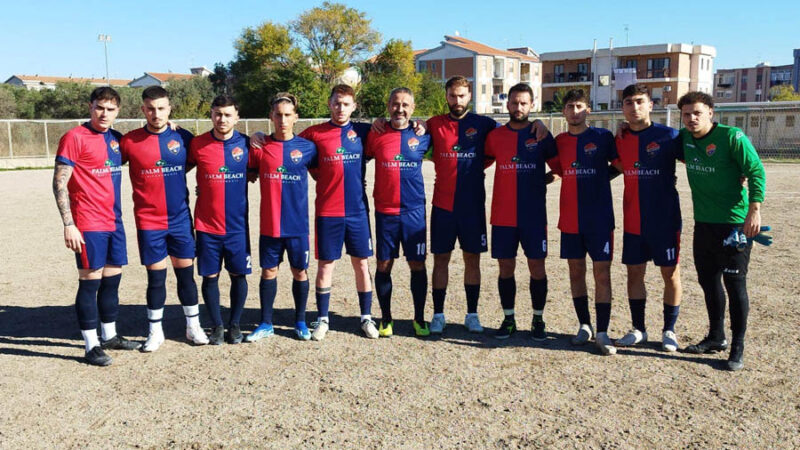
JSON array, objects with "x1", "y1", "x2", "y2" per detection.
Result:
[{"x1": 2, "y1": 0, "x2": 798, "y2": 82}]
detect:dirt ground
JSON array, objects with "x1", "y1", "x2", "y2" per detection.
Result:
[{"x1": 0, "y1": 162, "x2": 798, "y2": 448}]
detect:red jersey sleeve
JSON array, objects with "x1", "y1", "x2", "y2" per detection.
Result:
[{"x1": 55, "y1": 132, "x2": 81, "y2": 166}]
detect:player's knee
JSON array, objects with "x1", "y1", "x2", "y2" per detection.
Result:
[
  {"x1": 528, "y1": 259, "x2": 546, "y2": 279},
  {"x1": 262, "y1": 267, "x2": 278, "y2": 279},
  {"x1": 498, "y1": 258, "x2": 515, "y2": 278},
  {"x1": 376, "y1": 259, "x2": 393, "y2": 273},
  {"x1": 434, "y1": 252, "x2": 452, "y2": 267},
  {"x1": 408, "y1": 260, "x2": 426, "y2": 272},
  {"x1": 290, "y1": 268, "x2": 308, "y2": 281}
]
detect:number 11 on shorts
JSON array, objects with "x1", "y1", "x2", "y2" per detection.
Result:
[{"x1": 666, "y1": 247, "x2": 676, "y2": 261}]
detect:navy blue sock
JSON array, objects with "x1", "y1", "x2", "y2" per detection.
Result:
[
  {"x1": 375, "y1": 271, "x2": 392, "y2": 322},
  {"x1": 596, "y1": 302, "x2": 611, "y2": 333},
  {"x1": 201, "y1": 276, "x2": 223, "y2": 326},
  {"x1": 293, "y1": 279, "x2": 309, "y2": 322},
  {"x1": 498, "y1": 276, "x2": 516, "y2": 313},
  {"x1": 174, "y1": 265, "x2": 198, "y2": 307},
  {"x1": 663, "y1": 304, "x2": 680, "y2": 332},
  {"x1": 259, "y1": 278, "x2": 277, "y2": 325},
  {"x1": 315, "y1": 287, "x2": 331, "y2": 319},
  {"x1": 97, "y1": 274, "x2": 121, "y2": 324},
  {"x1": 75, "y1": 279, "x2": 101, "y2": 330},
  {"x1": 229, "y1": 274, "x2": 247, "y2": 326},
  {"x1": 410, "y1": 269, "x2": 428, "y2": 324},
  {"x1": 530, "y1": 277, "x2": 547, "y2": 312},
  {"x1": 630, "y1": 298, "x2": 646, "y2": 332},
  {"x1": 432, "y1": 288, "x2": 446, "y2": 314},
  {"x1": 357, "y1": 290, "x2": 372, "y2": 317},
  {"x1": 465, "y1": 284, "x2": 480, "y2": 314},
  {"x1": 572, "y1": 295, "x2": 591, "y2": 325},
  {"x1": 146, "y1": 269, "x2": 167, "y2": 311}
]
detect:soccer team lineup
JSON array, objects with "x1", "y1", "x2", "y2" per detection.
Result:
[{"x1": 53, "y1": 76, "x2": 769, "y2": 371}]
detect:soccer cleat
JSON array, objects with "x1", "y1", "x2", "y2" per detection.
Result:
[
  {"x1": 84, "y1": 346, "x2": 112, "y2": 367},
  {"x1": 186, "y1": 324, "x2": 210, "y2": 345},
  {"x1": 571, "y1": 324, "x2": 594, "y2": 345},
  {"x1": 295, "y1": 321, "x2": 311, "y2": 341},
  {"x1": 595, "y1": 332, "x2": 617, "y2": 355},
  {"x1": 378, "y1": 320, "x2": 393, "y2": 338},
  {"x1": 361, "y1": 319, "x2": 379, "y2": 339},
  {"x1": 226, "y1": 324, "x2": 243, "y2": 344},
  {"x1": 464, "y1": 313, "x2": 484, "y2": 333},
  {"x1": 311, "y1": 319, "x2": 329, "y2": 341},
  {"x1": 413, "y1": 320, "x2": 430, "y2": 337},
  {"x1": 141, "y1": 330, "x2": 165, "y2": 353},
  {"x1": 726, "y1": 342, "x2": 744, "y2": 371},
  {"x1": 208, "y1": 326, "x2": 225, "y2": 345},
  {"x1": 494, "y1": 317, "x2": 516, "y2": 340},
  {"x1": 662, "y1": 330, "x2": 679, "y2": 352},
  {"x1": 684, "y1": 336, "x2": 728, "y2": 354},
  {"x1": 100, "y1": 335, "x2": 142, "y2": 351},
  {"x1": 531, "y1": 316, "x2": 547, "y2": 342},
  {"x1": 430, "y1": 314, "x2": 446, "y2": 334},
  {"x1": 616, "y1": 329, "x2": 648, "y2": 347},
  {"x1": 245, "y1": 323, "x2": 275, "y2": 343}
]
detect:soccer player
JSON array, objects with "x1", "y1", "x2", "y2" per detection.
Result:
[
  {"x1": 120, "y1": 86, "x2": 209, "y2": 352},
  {"x1": 611, "y1": 84, "x2": 682, "y2": 352},
  {"x1": 365, "y1": 87, "x2": 432, "y2": 337},
  {"x1": 53, "y1": 87, "x2": 140, "y2": 366},
  {"x1": 188, "y1": 95, "x2": 251, "y2": 345},
  {"x1": 246, "y1": 93, "x2": 317, "y2": 342},
  {"x1": 677, "y1": 91, "x2": 766, "y2": 371},
  {"x1": 550, "y1": 89, "x2": 618, "y2": 355},
  {"x1": 484, "y1": 83, "x2": 557, "y2": 340}
]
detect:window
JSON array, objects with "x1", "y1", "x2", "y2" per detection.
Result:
[
  {"x1": 735, "y1": 117, "x2": 744, "y2": 128},
  {"x1": 625, "y1": 60, "x2": 637, "y2": 69},
  {"x1": 481, "y1": 84, "x2": 487, "y2": 95},
  {"x1": 431, "y1": 62, "x2": 436, "y2": 71},
  {"x1": 755, "y1": 94, "x2": 761, "y2": 101},
  {"x1": 647, "y1": 58, "x2": 670, "y2": 78},
  {"x1": 751, "y1": 116, "x2": 760, "y2": 128},
  {"x1": 577, "y1": 63, "x2": 588, "y2": 75},
  {"x1": 767, "y1": 116, "x2": 775, "y2": 123},
  {"x1": 554, "y1": 64, "x2": 564, "y2": 82},
  {"x1": 740, "y1": 93, "x2": 746, "y2": 102},
  {"x1": 787, "y1": 116, "x2": 795, "y2": 127}
]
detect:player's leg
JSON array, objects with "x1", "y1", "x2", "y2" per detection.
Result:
[
  {"x1": 247, "y1": 235, "x2": 280, "y2": 343},
  {"x1": 222, "y1": 232, "x2": 251, "y2": 345},
  {"x1": 97, "y1": 225, "x2": 139, "y2": 352},
  {"x1": 138, "y1": 228, "x2": 169, "y2": 352},
  {"x1": 430, "y1": 206, "x2": 458, "y2": 333},
  {"x1": 521, "y1": 225, "x2": 548, "y2": 341},
  {"x1": 562, "y1": 232, "x2": 593, "y2": 345},
  {"x1": 492, "y1": 225, "x2": 518, "y2": 339},
  {"x1": 721, "y1": 237, "x2": 752, "y2": 371},
  {"x1": 652, "y1": 231, "x2": 681, "y2": 352},
  {"x1": 76, "y1": 257, "x2": 107, "y2": 366},
  {"x1": 685, "y1": 223, "x2": 728, "y2": 354},
  {"x1": 403, "y1": 208, "x2": 429, "y2": 337},
  {"x1": 586, "y1": 231, "x2": 615, "y2": 355},
  {"x1": 312, "y1": 216, "x2": 345, "y2": 341},
  {"x1": 460, "y1": 209, "x2": 487, "y2": 331},
  {"x1": 344, "y1": 213, "x2": 377, "y2": 338},
  {"x1": 287, "y1": 235, "x2": 312, "y2": 340},
  {"x1": 197, "y1": 231, "x2": 225, "y2": 345},
  {"x1": 374, "y1": 212, "x2": 400, "y2": 337},
  {"x1": 167, "y1": 224, "x2": 207, "y2": 345},
  {"x1": 617, "y1": 232, "x2": 648, "y2": 348}
]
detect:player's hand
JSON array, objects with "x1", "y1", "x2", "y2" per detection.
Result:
[
  {"x1": 64, "y1": 225, "x2": 84, "y2": 253},
  {"x1": 251, "y1": 132, "x2": 267, "y2": 149},
  {"x1": 544, "y1": 171, "x2": 556, "y2": 185},
  {"x1": 531, "y1": 119, "x2": 548, "y2": 141},
  {"x1": 167, "y1": 120, "x2": 180, "y2": 131},
  {"x1": 247, "y1": 172, "x2": 258, "y2": 183},
  {"x1": 371, "y1": 118, "x2": 388, "y2": 134},
  {"x1": 412, "y1": 120, "x2": 426, "y2": 136},
  {"x1": 743, "y1": 205, "x2": 761, "y2": 238},
  {"x1": 616, "y1": 121, "x2": 630, "y2": 138},
  {"x1": 748, "y1": 226, "x2": 773, "y2": 246}
]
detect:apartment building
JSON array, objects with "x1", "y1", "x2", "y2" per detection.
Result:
[
  {"x1": 713, "y1": 63, "x2": 793, "y2": 102},
  {"x1": 540, "y1": 43, "x2": 716, "y2": 110},
  {"x1": 415, "y1": 35, "x2": 542, "y2": 113}
]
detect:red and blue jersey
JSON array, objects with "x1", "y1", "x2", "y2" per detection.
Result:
[
  {"x1": 188, "y1": 130, "x2": 249, "y2": 236},
  {"x1": 427, "y1": 112, "x2": 499, "y2": 213},
  {"x1": 485, "y1": 125, "x2": 557, "y2": 228},
  {"x1": 614, "y1": 123, "x2": 682, "y2": 236},
  {"x1": 121, "y1": 127, "x2": 193, "y2": 231},
  {"x1": 300, "y1": 121, "x2": 370, "y2": 217},
  {"x1": 55, "y1": 123, "x2": 123, "y2": 232},
  {"x1": 551, "y1": 127, "x2": 617, "y2": 234},
  {"x1": 248, "y1": 135, "x2": 317, "y2": 238},
  {"x1": 365, "y1": 127, "x2": 430, "y2": 215}
]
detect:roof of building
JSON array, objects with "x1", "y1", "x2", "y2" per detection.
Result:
[
  {"x1": 142, "y1": 72, "x2": 195, "y2": 82},
  {"x1": 6, "y1": 74, "x2": 131, "y2": 86},
  {"x1": 439, "y1": 35, "x2": 540, "y2": 62}
]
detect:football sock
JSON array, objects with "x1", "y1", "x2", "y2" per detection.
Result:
[
  {"x1": 465, "y1": 284, "x2": 480, "y2": 314},
  {"x1": 201, "y1": 276, "x2": 223, "y2": 327},
  {"x1": 81, "y1": 329, "x2": 100, "y2": 353},
  {"x1": 259, "y1": 278, "x2": 277, "y2": 325},
  {"x1": 357, "y1": 290, "x2": 372, "y2": 318},
  {"x1": 596, "y1": 302, "x2": 611, "y2": 333},
  {"x1": 375, "y1": 271, "x2": 392, "y2": 323},
  {"x1": 530, "y1": 277, "x2": 547, "y2": 314},
  {"x1": 174, "y1": 265, "x2": 199, "y2": 307},
  {"x1": 100, "y1": 321, "x2": 117, "y2": 341},
  {"x1": 630, "y1": 298, "x2": 646, "y2": 332},
  {"x1": 498, "y1": 276, "x2": 516, "y2": 311},
  {"x1": 432, "y1": 288, "x2": 446, "y2": 315},
  {"x1": 182, "y1": 304, "x2": 201, "y2": 328},
  {"x1": 315, "y1": 286, "x2": 331, "y2": 321},
  {"x1": 410, "y1": 269, "x2": 428, "y2": 324},
  {"x1": 293, "y1": 279, "x2": 309, "y2": 323},
  {"x1": 145, "y1": 269, "x2": 167, "y2": 311},
  {"x1": 229, "y1": 274, "x2": 247, "y2": 326},
  {"x1": 663, "y1": 304, "x2": 680, "y2": 332},
  {"x1": 572, "y1": 295, "x2": 591, "y2": 325},
  {"x1": 97, "y1": 273, "x2": 121, "y2": 325},
  {"x1": 75, "y1": 279, "x2": 101, "y2": 331}
]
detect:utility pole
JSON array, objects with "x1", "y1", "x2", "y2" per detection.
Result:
[{"x1": 98, "y1": 34, "x2": 111, "y2": 85}]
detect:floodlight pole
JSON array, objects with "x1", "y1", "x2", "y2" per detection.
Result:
[{"x1": 98, "y1": 34, "x2": 111, "y2": 85}]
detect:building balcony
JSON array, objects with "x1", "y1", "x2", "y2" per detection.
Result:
[
  {"x1": 543, "y1": 72, "x2": 592, "y2": 83},
  {"x1": 717, "y1": 82, "x2": 733, "y2": 88}
]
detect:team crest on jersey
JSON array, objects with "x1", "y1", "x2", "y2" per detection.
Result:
[
  {"x1": 277, "y1": 166, "x2": 287, "y2": 173},
  {"x1": 646, "y1": 142, "x2": 660, "y2": 157},
  {"x1": 394, "y1": 154, "x2": 405, "y2": 161},
  {"x1": 347, "y1": 129, "x2": 358, "y2": 142},
  {"x1": 525, "y1": 138, "x2": 538, "y2": 150},
  {"x1": 109, "y1": 140, "x2": 120, "y2": 153},
  {"x1": 705, "y1": 144, "x2": 716, "y2": 156},
  {"x1": 407, "y1": 138, "x2": 419, "y2": 150},
  {"x1": 583, "y1": 142, "x2": 597, "y2": 155},
  {"x1": 167, "y1": 140, "x2": 181, "y2": 154},
  {"x1": 156, "y1": 159, "x2": 167, "y2": 167},
  {"x1": 336, "y1": 147, "x2": 346, "y2": 154},
  {"x1": 231, "y1": 147, "x2": 244, "y2": 162},
  {"x1": 219, "y1": 166, "x2": 229, "y2": 173},
  {"x1": 290, "y1": 149, "x2": 303, "y2": 164},
  {"x1": 465, "y1": 127, "x2": 477, "y2": 138}
]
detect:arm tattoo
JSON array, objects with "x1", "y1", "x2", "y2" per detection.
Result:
[{"x1": 53, "y1": 163, "x2": 74, "y2": 226}]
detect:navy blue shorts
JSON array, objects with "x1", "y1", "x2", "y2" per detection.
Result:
[
  {"x1": 375, "y1": 208, "x2": 427, "y2": 262},
  {"x1": 196, "y1": 231, "x2": 252, "y2": 276},
  {"x1": 622, "y1": 231, "x2": 680, "y2": 267},
  {"x1": 430, "y1": 206, "x2": 488, "y2": 255},
  {"x1": 136, "y1": 223, "x2": 195, "y2": 266},
  {"x1": 76, "y1": 224, "x2": 127, "y2": 270},
  {"x1": 560, "y1": 231, "x2": 614, "y2": 262},
  {"x1": 259, "y1": 235, "x2": 310, "y2": 270},
  {"x1": 315, "y1": 213, "x2": 373, "y2": 261},
  {"x1": 491, "y1": 225, "x2": 547, "y2": 259}
]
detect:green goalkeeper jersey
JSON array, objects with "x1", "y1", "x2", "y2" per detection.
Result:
[{"x1": 679, "y1": 123, "x2": 766, "y2": 224}]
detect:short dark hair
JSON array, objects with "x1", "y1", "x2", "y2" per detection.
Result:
[
  {"x1": 622, "y1": 84, "x2": 649, "y2": 101},
  {"x1": 270, "y1": 92, "x2": 298, "y2": 114},
  {"x1": 678, "y1": 91, "x2": 714, "y2": 109},
  {"x1": 388, "y1": 87, "x2": 414, "y2": 103},
  {"x1": 508, "y1": 83, "x2": 533, "y2": 99},
  {"x1": 445, "y1": 76, "x2": 471, "y2": 92},
  {"x1": 563, "y1": 89, "x2": 589, "y2": 106},
  {"x1": 211, "y1": 95, "x2": 239, "y2": 111},
  {"x1": 142, "y1": 86, "x2": 169, "y2": 101},
  {"x1": 329, "y1": 84, "x2": 356, "y2": 100},
  {"x1": 90, "y1": 86, "x2": 120, "y2": 106}
]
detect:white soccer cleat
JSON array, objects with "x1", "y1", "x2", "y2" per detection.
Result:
[
  {"x1": 571, "y1": 324, "x2": 594, "y2": 345},
  {"x1": 595, "y1": 332, "x2": 617, "y2": 355},
  {"x1": 464, "y1": 313, "x2": 484, "y2": 333},
  {"x1": 142, "y1": 330, "x2": 165, "y2": 353},
  {"x1": 616, "y1": 329, "x2": 648, "y2": 347},
  {"x1": 662, "y1": 330, "x2": 679, "y2": 352},
  {"x1": 186, "y1": 324, "x2": 209, "y2": 345},
  {"x1": 361, "y1": 319, "x2": 379, "y2": 339},
  {"x1": 311, "y1": 319, "x2": 329, "y2": 341},
  {"x1": 430, "y1": 314, "x2": 446, "y2": 334}
]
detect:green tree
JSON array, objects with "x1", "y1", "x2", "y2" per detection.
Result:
[
  {"x1": 291, "y1": 2, "x2": 381, "y2": 83},
  {"x1": 769, "y1": 84, "x2": 800, "y2": 101},
  {"x1": 167, "y1": 77, "x2": 215, "y2": 118},
  {"x1": 35, "y1": 82, "x2": 94, "y2": 118},
  {"x1": 543, "y1": 87, "x2": 574, "y2": 113},
  {"x1": 0, "y1": 86, "x2": 17, "y2": 118}
]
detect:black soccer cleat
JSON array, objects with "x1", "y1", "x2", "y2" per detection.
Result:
[
  {"x1": 209, "y1": 326, "x2": 225, "y2": 345},
  {"x1": 225, "y1": 324, "x2": 243, "y2": 344},
  {"x1": 100, "y1": 335, "x2": 142, "y2": 351},
  {"x1": 85, "y1": 346, "x2": 112, "y2": 366},
  {"x1": 726, "y1": 342, "x2": 744, "y2": 371},
  {"x1": 684, "y1": 336, "x2": 728, "y2": 354}
]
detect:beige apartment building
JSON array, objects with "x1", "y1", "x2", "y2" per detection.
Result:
[
  {"x1": 415, "y1": 35, "x2": 542, "y2": 113},
  {"x1": 714, "y1": 63, "x2": 793, "y2": 103},
  {"x1": 540, "y1": 43, "x2": 716, "y2": 110}
]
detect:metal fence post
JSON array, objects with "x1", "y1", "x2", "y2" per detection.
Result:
[
  {"x1": 7, "y1": 121, "x2": 12, "y2": 158},
  {"x1": 245, "y1": 119, "x2": 249, "y2": 136},
  {"x1": 44, "y1": 122, "x2": 50, "y2": 158}
]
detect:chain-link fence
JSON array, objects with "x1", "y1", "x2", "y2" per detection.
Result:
[{"x1": 1, "y1": 104, "x2": 799, "y2": 167}]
